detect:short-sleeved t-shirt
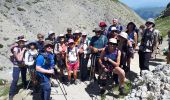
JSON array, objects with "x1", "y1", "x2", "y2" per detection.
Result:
[
  {"x1": 90, "y1": 35, "x2": 108, "y2": 49},
  {"x1": 90, "y1": 35, "x2": 108, "y2": 57},
  {"x1": 36, "y1": 53, "x2": 55, "y2": 82}
]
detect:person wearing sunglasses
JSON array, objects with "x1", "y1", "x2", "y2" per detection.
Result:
[
  {"x1": 99, "y1": 38, "x2": 125, "y2": 95},
  {"x1": 36, "y1": 40, "x2": 55, "y2": 100},
  {"x1": 139, "y1": 18, "x2": 157, "y2": 73}
]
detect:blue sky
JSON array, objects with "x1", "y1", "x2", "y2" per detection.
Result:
[{"x1": 120, "y1": 0, "x2": 170, "y2": 9}]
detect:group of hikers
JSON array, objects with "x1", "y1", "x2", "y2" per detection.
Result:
[{"x1": 8, "y1": 17, "x2": 162, "y2": 100}]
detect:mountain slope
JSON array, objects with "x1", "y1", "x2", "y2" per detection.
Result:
[
  {"x1": 0, "y1": 0, "x2": 144, "y2": 69},
  {"x1": 156, "y1": 4, "x2": 170, "y2": 37}
]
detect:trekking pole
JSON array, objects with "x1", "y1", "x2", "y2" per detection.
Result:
[
  {"x1": 53, "y1": 75, "x2": 68, "y2": 100},
  {"x1": 56, "y1": 79, "x2": 67, "y2": 95}
]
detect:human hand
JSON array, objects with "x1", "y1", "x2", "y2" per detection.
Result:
[
  {"x1": 104, "y1": 57, "x2": 108, "y2": 61},
  {"x1": 48, "y1": 69, "x2": 54, "y2": 74},
  {"x1": 104, "y1": 67, "x2": 108, "y2": 72},
  {"x1": 93, "y1": 48, "x2": 98, "y2": 53}
]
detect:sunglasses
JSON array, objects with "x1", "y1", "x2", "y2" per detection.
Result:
[
  {"x1": 46, "y1": 45, "x2": 53, "y2": 48},
  {"x1": 146, "y1": 22, "x2": 153, "y2": 25},
  {"x1": 108, "y1": 43, "x2": 117, "y2": 46},
  {"x1": 38, "y1": 36, "x2": 44, "y2": 38},
  {"x1": 69, "y1": 43, "x2": 74, "y2": 45}
]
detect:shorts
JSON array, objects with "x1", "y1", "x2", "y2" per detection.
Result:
[{"x1": 67, "y1": 61, "x2": 79, "y2": 71}]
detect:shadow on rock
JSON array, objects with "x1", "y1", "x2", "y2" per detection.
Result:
[
  {"x1": 126, "y1": 71, "x2": 138, "y2": 82},
  {"x1": 85, "y1": 81, "x2": 100, "y2": 100}
]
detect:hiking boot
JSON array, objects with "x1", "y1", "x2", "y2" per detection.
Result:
[
  {"x1": 74, "y1": 79, "x2": 79, "y2": 85},
  {"x1": 67, "y1": 82, "x2": 71, "y2": 86},
  {"x1": 119, "y1": 87, "x2": 126, "y2": 95}
]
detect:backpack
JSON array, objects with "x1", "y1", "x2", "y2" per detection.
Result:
[
  {"x1": 10, "y1": 46, "x2": 26, "y2": 67},
  {"x1": 140, "y1": 29, "x2": 155, "y2": 52}
]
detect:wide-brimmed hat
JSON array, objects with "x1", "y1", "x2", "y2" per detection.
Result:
[
  {"x1": 74, "y1": 30, "x2": 81, "y2": 34},
  {"x1": 59, "y1": 34, "x2": 65, "y2": 37},
  {"x1": 28, "y1": 41, "x2": 37, "y2": 48},
  {"x1": 16, "y1": 35, "x2": 27, "y2": 43},
  {"x1": 48, "y1": 31, "x2": 55, "y2": 36},
  {"x1": 108, "y1": 38, "x2": 117, "y2": 44},
  {"x1": 68, "y1": 39, "x2": 74, "y2": 44},
  {"x1": 119, "y1": 32, "x2": 128, "y2": 40},
  {"x1": 111, "y1": 27, "x2": 118, "y2": 31},
  {"x1": 93, "y1": 27, "x2": 102, "y2": 32},
  {"x1": 44, "y1": 40, "x2": 53, "y2": 47},
  {"x1": 146, "y1": 18, "x2": 155, "y2": 26},
  {"x1": 99, "y1": 22, "x2": 107, "y2": 27},
  {"x1": 82, "y1": 32, "x2": 87, "y2": 36}
]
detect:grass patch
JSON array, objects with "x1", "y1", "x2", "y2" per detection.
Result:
[
  {"x1": 0, "y1": 85, "x2": 10, "y2": 97},
  {"x1": 156, "y1": 16, "x2": 170, "y2": 37}
]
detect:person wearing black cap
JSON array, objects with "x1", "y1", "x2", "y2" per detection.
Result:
[
  {"x1": 65, "y1": 28, "x2": 73, "y2": 42},
  {"x1": 36, "y1": 40, "x2": 55, "y2": 100},
  {"x1": 89, "y1": 27, "x2": 108, "y2": 82},
  {"x1": 139, "y1": 18, "x2": 157, "y2": 72}
]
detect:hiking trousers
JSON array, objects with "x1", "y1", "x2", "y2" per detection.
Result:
[
  {"x1": 9, "y1": 66, "x2": 27, "y2": 96},
  {"x1": 79, "y1": 53, "x2": 89, "y2": 81},
  {"x1": 138, "y1": 51, "x2": 151, "y2": 70},
  {"x1": 40, "y1": 81, "x2": 51, "y2": 100}
]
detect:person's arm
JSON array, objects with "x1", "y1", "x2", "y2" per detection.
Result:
[
  {"x1": 14, "y1": 47, "x2": 26, "y2": 61},
  {"x1": 65, "y1": 51, "x2": 69, "y2": 69},
  {"x1": 98, "y1": 49, "x2": 105, "y2": 69},
  {"x1": 35, "y1": 56, "x2": 54, "y2": 74},
  {"x1": 134, "y1": 32, "x2": 138, "y2": 49},
  {"x1": 108, "y1": 50, "x2": 121, "y2": 67}
]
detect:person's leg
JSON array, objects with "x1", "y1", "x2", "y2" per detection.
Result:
[
  {"x1": 90, "y1": 54, "x2": 96, "y2": 81},
  {"x1": 79, "y1": 53, "x2": 84, "y2": 81},
  {"x1": 113, "y1": 67, "x2": 125, "y2": 95},
  {"x1": 126, "y1": 57, "x2": 131, "y2": 70},
  {"x1": 113, "y1": 67, "x2": 125, "y2": 87},
  {"x1": 9, "y1": 67, "x2": 20, "y2": 97},
  {"x1": 138, "y1": 51, "x2": 144, "y2": 70},
  {"x1": 20, "y1": 67, "x2": 27, "y2": 88},
  {"x1": 41, "y1": 82, "x2": 51, "y2": 100},
  {"x1": 143, "y1": 52, "x2": 151, "y2": 70},
  {"x1": 82, "y1": 54, "x2": 89, "y2": 81},
  {"x1": 73, "y1": 61, "x2": 79, "y2": 84}
]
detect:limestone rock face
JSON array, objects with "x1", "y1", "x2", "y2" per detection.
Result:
[{"x1": 125, "y1": 65, "x2": 170, "y2": 100}]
